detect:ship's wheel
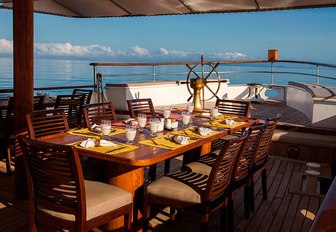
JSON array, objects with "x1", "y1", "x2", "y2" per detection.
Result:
[{"x1": 186, "y1": 62, "x2": 221, "y2": 102}]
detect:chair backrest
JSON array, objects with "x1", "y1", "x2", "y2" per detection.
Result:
[
  {"x1": 26, "y1": 109, "x2": 69, "y2": 139},
  {"x1": 72, "y1": 89, "x2": 93, "y2": 105},
  {"x1": 33, "y1": 95, "x2": 45, "y2": 111},
  {"x1": 19, "y1": 136, "x2": 86, "y2": 231},
  {"x1": 127, "y1": 98, "x2": 156, "y2": 118},
  {"x1": 4, "y1": 96, "x2": 15, "y2": 135},
  {"x1": 204, "y1": 132, "x2": 248, "y2": 201},
  {"x1": 215, "y1": 99, "x2": 251, "y2": 117},
  {"x1": 54, "y1": 94, "x2": 84, "y2": 129},
  {"x1": 82, "y1": 102, "x2": 117, "y2": 128},
  {"x1": 253, "y1": 117, "x2": 280, "y2": 166},
  {"x1": 232, "y1": 124, "x2": 266, "y2": 181}
]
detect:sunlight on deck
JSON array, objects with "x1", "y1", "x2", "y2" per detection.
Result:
[{"x1": 301, "y1": 209, "x2": 316, "y2": 221}]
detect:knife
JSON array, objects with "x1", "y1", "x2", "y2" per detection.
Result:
[{"x1": 105, "y1": 146, "x2": 127, "y2": 153}]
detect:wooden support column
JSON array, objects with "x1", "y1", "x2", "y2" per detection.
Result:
[
  {"x1": 13, "y1": 0, "x2": 34, "y2": 132},
  {"x1": 13, "y1": 0, "x2": 34, "y2": 200}
]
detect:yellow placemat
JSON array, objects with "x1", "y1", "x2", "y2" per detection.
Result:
[
  {"x1": 171, "y1": 126, "x2": 220, "y2": 139},
  {"x1": 139, "y1": 129, "x2": 212, "y2": 150},
  {"x1": 68, "y1": 128, "x2": 125, "y2": 139},
  {"x1": 203, "y1": 120, "x2": 246, "y2": 128},
  {"x1": 72, "y1": 142, "x2": 138, "y2": 155},
  {"x1": 139, "y1": 135, "x2": 183, "y2": 150}
]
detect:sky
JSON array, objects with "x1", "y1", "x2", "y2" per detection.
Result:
[{"x1": 0, "y1": 7, "x2": 336, "y2": 63}]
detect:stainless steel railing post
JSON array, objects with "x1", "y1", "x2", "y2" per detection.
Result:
[{"x1": 316, "y1": 65, "x2": 320, "y2": 85}]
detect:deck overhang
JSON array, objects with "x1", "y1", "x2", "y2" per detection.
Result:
[{"x1": 1, "y1": 0, "x2": 336, "y2": 18}]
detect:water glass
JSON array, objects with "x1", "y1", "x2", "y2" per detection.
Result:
[
  {"x1": 149, "y1": 118, "x2": 160, "y2": 137},
  {"x1": 187, "y1": 102, "x2": 194, "y2": 113},
  {"x1": 125, "y1": 125, "x2": 137, "y2": 144},
  {"x1": 137, "y1": 114, "x2": 147, "y2": 132},
  {"x1": 101, "y1": 120, "x2": 111, "y2": 140},
  {"x1": 210, "y1": 106, "x2": 219, "y2": 120},
  {"x1": 181, "y1": 112, "x2": 191, "y2": 127},
  {"x1": 162, "y1": 106, "x2": 171, "y2": 119}
]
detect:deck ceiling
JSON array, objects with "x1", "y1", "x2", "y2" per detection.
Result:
[{"x1": 1, "y1": 0, "x2": 336, "y2": 17}]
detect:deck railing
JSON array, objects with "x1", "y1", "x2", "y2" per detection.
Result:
[
  {"x1": 1, "y1": 59, "x2": 336, "y2": 96},
  {"x1": 90, "y1": 60, "x2": 336, "y2": 89}
]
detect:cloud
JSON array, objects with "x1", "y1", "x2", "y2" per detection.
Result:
[
  {"x1": 0, "y1": 38, "x2": 249, "y2": 61},
  {"x1": 131, "y1": 45, "x2": 150, "y2": 57},
  {"x1": 0, "y1": 39, "x2": 13, "y2": 54}
]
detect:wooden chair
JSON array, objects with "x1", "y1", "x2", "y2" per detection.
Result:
[
  {"x1": 82, "y1": 102, "x2": 117, "y2": 128},
  {"x1": 212, "y1": 99, "x2": 251, "y2": 151},
  {"x1": 0, "y1": 97, "x2": 15, "y2": 174},
  {"x1": 54, "y1": 94, "x2": 84, "y2": 129},
  {"x1": 127, "y1": 98, "x2": 156, "y2": 118},
  {"x1": 143, "y1": 133, "x2": 248, "y2": 232},
  {"x1": 26, "y1": 109, "x2": 69, "y2": 139},
  {"x1": 33, "y1": 95, "x2": 45, "y2": 111},
  {"x1": 127, "y1": 98, "x2": 168, "y2": 180},
  {"x1": 18, "y1": 136, "x2": 132, "y2": 232},
  {"x1": 215, "y1": 99, "x2": 251, "y2": 117},
  {"x1": 183, "y1": 125, "x2": 266, "y2": 231},
  {"x1": 249, "y1": 116, "x2": 280, "y2": 212},
  {"x1": 73, "y1": 89, "x2": 93, "y2": 105}
]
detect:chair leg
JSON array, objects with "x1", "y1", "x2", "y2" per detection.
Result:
[
  {"x1": 244, "y1": 185, "x2": 250, "y2": 219},
  {"x1": 262, "y1": 169, "x2": 268, "y2": 200},
  {"x1": 142, "y1": 199, "x2": 151, "y2": 232},
  {"x1": 124, "y1": 209, "x2": 132, "y2": 232},
  {"x1": 227, "y1": 193, "x2": 234, "y2": 232},
  {"x1": 250, "y1": 179, "x2": 255, "y2": 212},
  {"x1": 220, "y1": 206, "x2": 228, "y2": 232},
  {"x1": 149, "y1": 164, "x2": 157, "y2": 182},
  {"x1": 201, "y1": 215, "x2": 209, "y2": 232},
  {"x1": 164, "y1": 159, "x2": 170, "y2": 174},
  {"x1": 6, "y1": 146, "x2": 12, "y2": 175}
]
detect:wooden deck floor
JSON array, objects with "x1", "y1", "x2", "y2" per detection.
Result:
[{"x1": 0, "y1": 156, "x2": 331, "y2": 232}]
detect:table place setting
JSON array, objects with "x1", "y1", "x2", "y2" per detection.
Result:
[
  {"x1": 202, "y1": 115, "x2": 246, "y2": 128},
  {"x1": 68, "y1": 137, "x2": 138, "y2": 155},
  {"x1": 68, "y1": 127, "x2": 125, "y2": 139},
  {"x1": 139, "y1": 126, "x2": 219, "y2": 150}
]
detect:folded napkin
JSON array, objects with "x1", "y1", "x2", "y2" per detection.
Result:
[
  {"x1": 198, "y1": 127, "x2": 213, "y2": 136},
  {"x1": 99, "y1": 139, "x2": 117, "y2": 147},
  {"x1": 90, "y1": 124, "x2": 101, "y2": 132},
  {"x1": 173, "y1": 135, "x2": 189, "y2": 145},
  {"x1": 124, "y1": 118, "x2": 138, "y2": 125},
  {"x1": 80, "y1": 138, "x2": 117, "y2": 148},
  {"x1": 80, "y1": 138, "x2": 96, "y2": 148},
  {"x1": 225, "y1": 119, "x2": 236, "y2": 126}
]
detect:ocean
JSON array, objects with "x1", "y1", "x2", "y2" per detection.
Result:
[{"x1": 1, "y1": 57, "x2": 336, "y2": 96}]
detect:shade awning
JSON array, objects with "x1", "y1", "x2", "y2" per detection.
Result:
[{"x1": 1, "y1": 0, "x2": 336, "y2": 18}]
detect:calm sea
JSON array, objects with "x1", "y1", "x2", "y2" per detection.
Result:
[{"x1": 1, "y1": 57, "x2": 335, "y2": 95}]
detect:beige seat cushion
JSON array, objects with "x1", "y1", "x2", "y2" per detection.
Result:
[
  {"x1": 39, "y1": 180, "x2": 132, "y2": 221},
  {"x1": 147, "y1": 171, "x2": 209, "y2": 204}
]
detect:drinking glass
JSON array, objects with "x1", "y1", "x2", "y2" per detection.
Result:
[
  {"x1": 125, "y1": 125, "x2": 137, "y2": 144},
  {"x1": 210, "y1": 106, "x2": 219, "y2": 120},
  {"x1": 149, "y1": 118, "x2": 160, "y2": 137},
  {"x1": 162, "y1": 106, "x2": 171, "y2": 119},
  {"x1": 101, "y1": 120, "x2": 111, "y2": 140},
  {"x1": 181, "y1": 112, "x2": 191, "y2": 127},
  {"x1": 187, "y1": 102, "x2": 194, "y2": 113},
  {"x1": 137, "y1": 114, "x2": 147, "y2": 132}
]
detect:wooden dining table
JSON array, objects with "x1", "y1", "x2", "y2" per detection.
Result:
[{"x1": 38, "y1": 113, "x2": 258, "y2": 231}]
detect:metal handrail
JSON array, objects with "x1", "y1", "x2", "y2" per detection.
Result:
[{"x1": 90, "y1": 59, "x2": 336, "y2": 87}]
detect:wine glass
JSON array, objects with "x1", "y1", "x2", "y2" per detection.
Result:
[
  {"x1": 162, "y1": 106, "x2": 171, "y2": 119},
  {"x1": 187, "y1": 102, "x2": 194, "y2": 113},
  {"x1": 101, "y1": 120, "x2": 111, "y2": 140},
  {"x1": 181, "y1": 112, "x2": 191, "y2": 127},
  {"x1": 137, "y1": 114, "x2": 147, "y2": 132},
  {"x1": 149, "y1": 118, "x2": 160, "y2": 137},
  {"x1": 125, "y1": 125, "x2": 137, "y2": 144},
  {"x1": 210, "y1": 106, "x2": 219, "y2": 121}
]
